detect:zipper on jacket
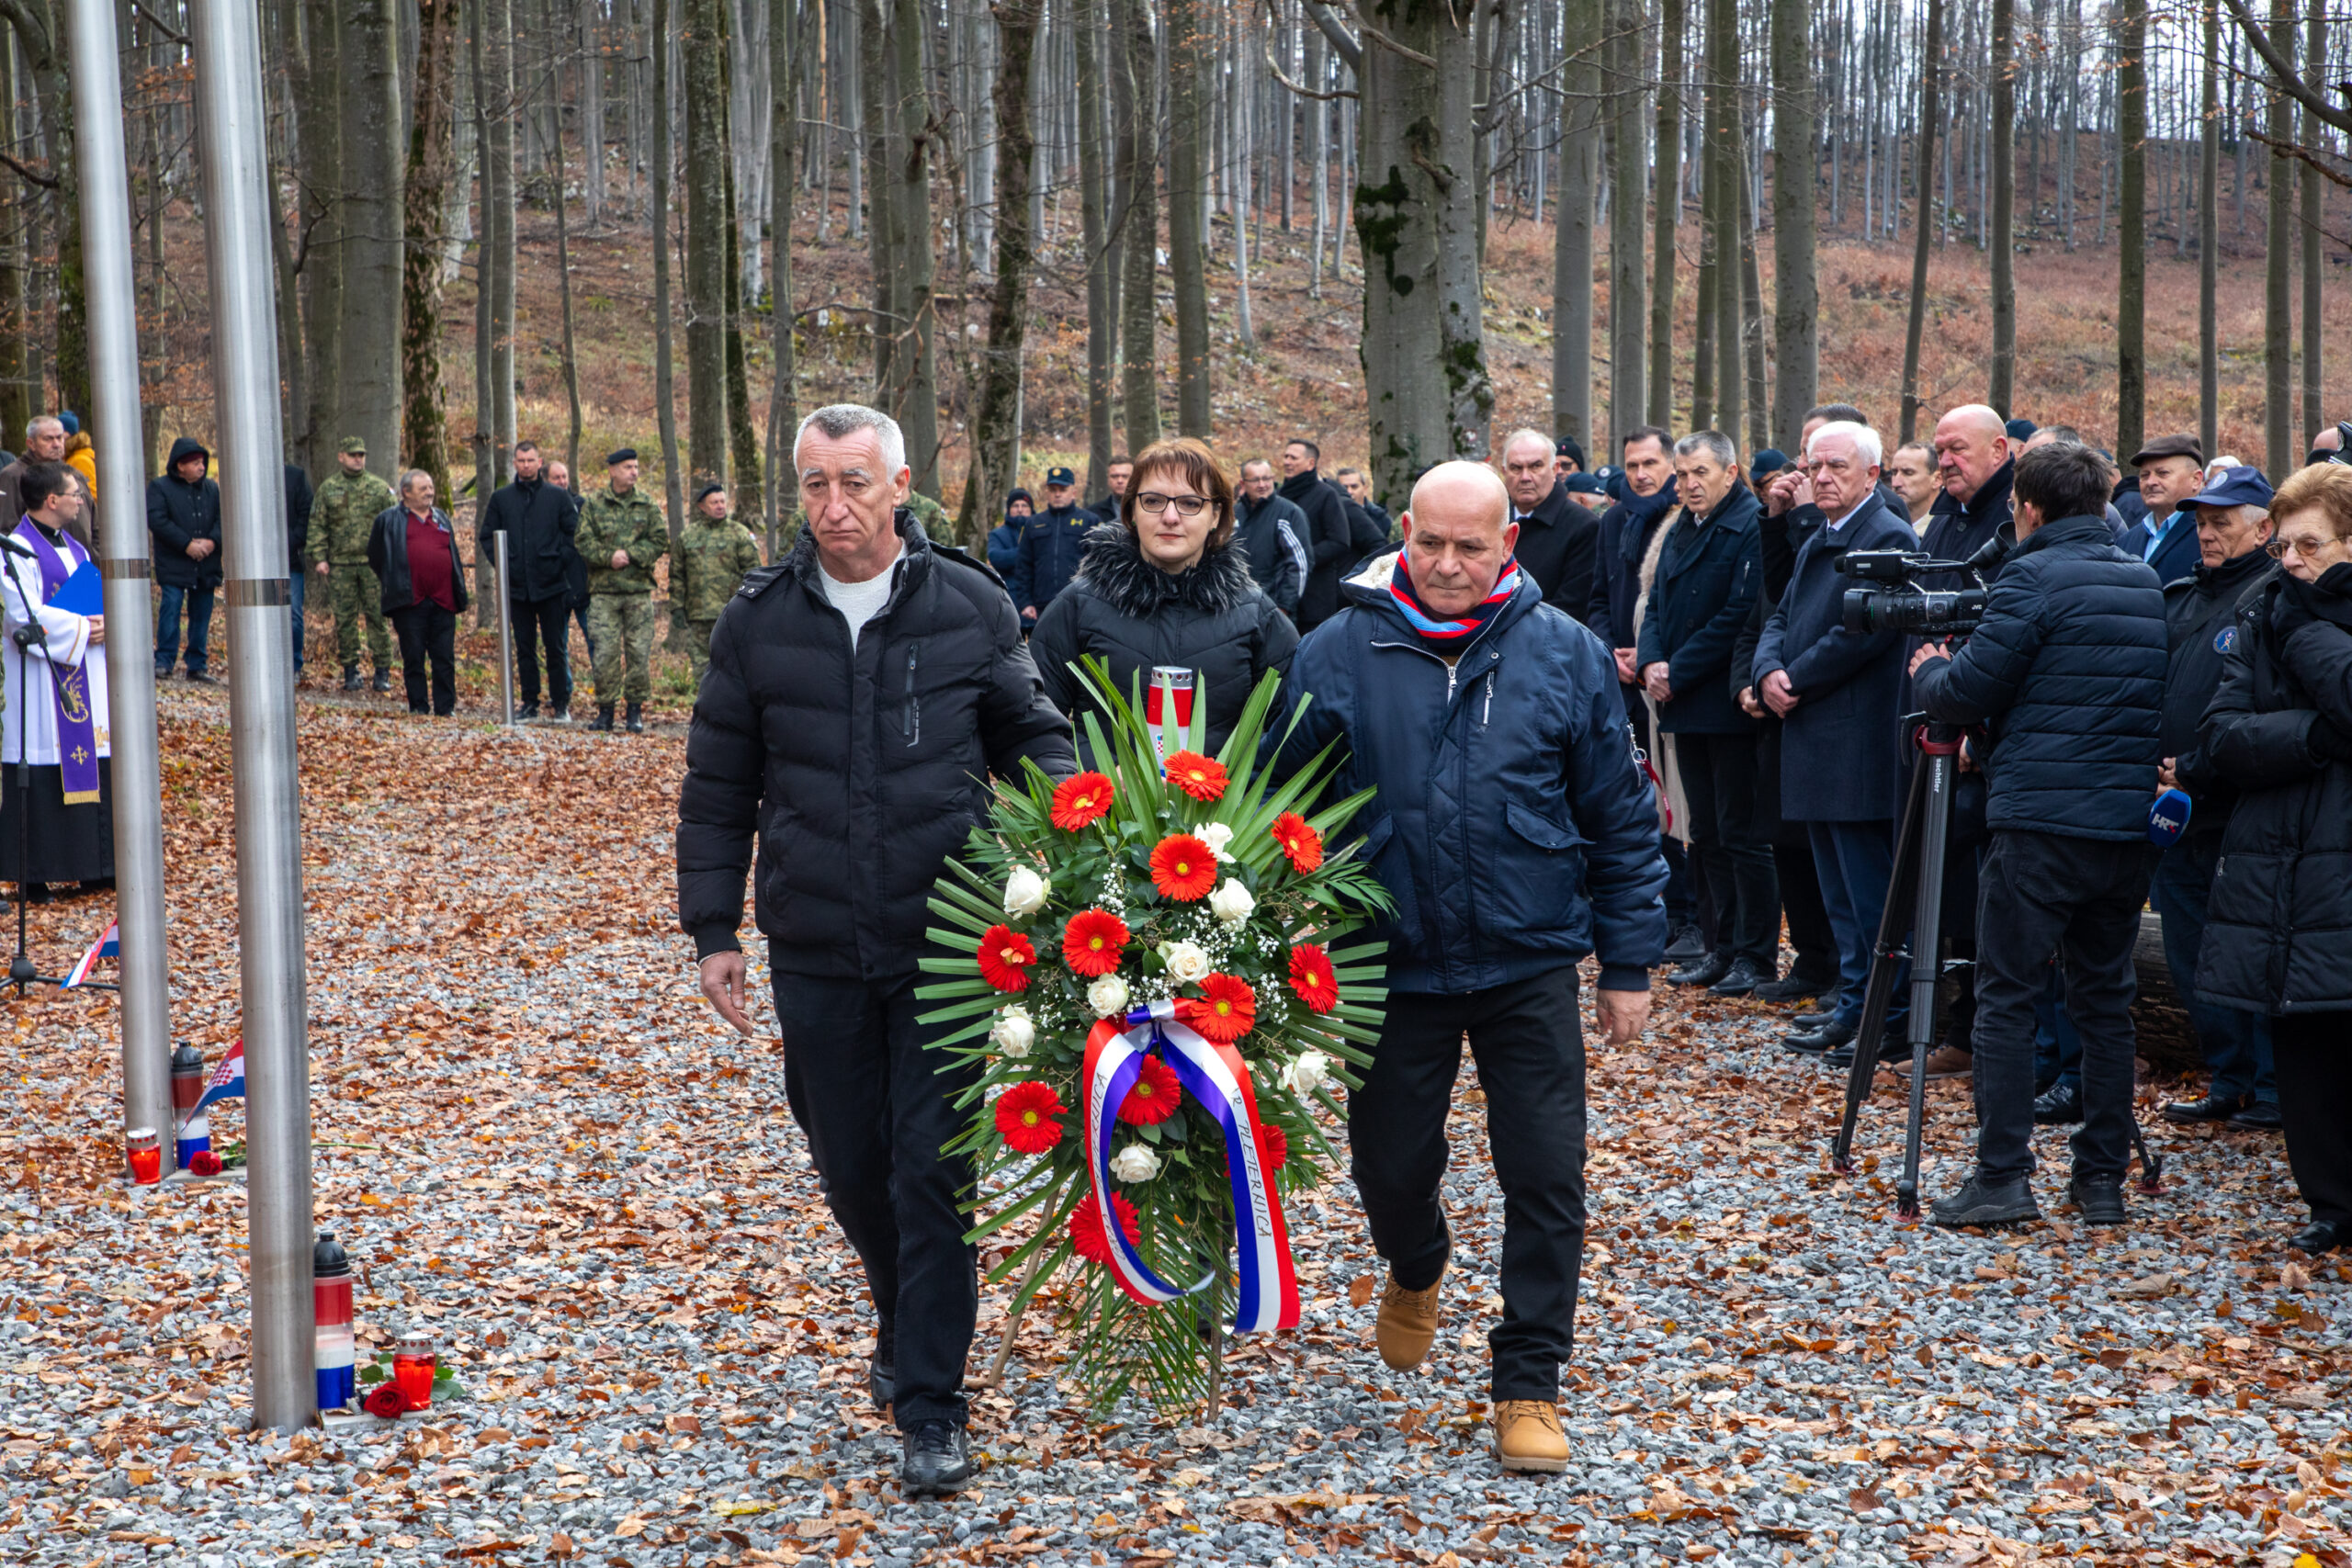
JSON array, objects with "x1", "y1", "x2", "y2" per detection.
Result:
[
  {"x1": 901, "y1": 646, "x2": 922, "y2": 746},
  {"x1": 1483, "y1": 673, "x2": 1494, "y2": 727}
]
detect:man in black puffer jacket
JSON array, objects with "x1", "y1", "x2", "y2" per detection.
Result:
[
  {"x1": 677, "y1": 404, "x2": 1073, "y2": 1497},
  {"x1": 146, "y1": 435, "x2": 222, "y2": 682},
  {"x1": 478, "y1": 442, "x2": 582, "y2": 719},
  {"x1": 1280, "y1": 438, "x2": 1357, "y2": 629},
  {"x1": 1911, "y1": 441, "x2": 2167, "y2": 1230},
  {"x1": 1233, "y1": 458, "x2": 1308, "y2": 618}
]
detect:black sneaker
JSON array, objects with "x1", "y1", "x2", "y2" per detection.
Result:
[
  {"x1": 900, "y1": 1419, "x2": 974, "y2": 1497},
  {"x1": 1663, "y1": 922, "x2": 1707, "y2": 964},
  {"x1": 517, "y1": 699, "x2": 540, "y2": 720},
  {"x1": 2032, "y1": 1081, "x2": 2084, "y2": 1124},
  {"x1": 1708, "y1": 957, "x2": 1770, "y2": 998},
  {"x1": 2066, "y1": 1174, "x2": 2127, "y2": 1226},
  {"x1": 1670, "y1": 953, "x2": 1733, "y2": 988},
  {"x1": 2225, "y1": 1100, "x2": 2282, "y2": 1131},
  {"x1": 1754, "y1": 969, "x2": 1835, "y2": 1004},
  {"x1": 1928, "y1": 1171, "x2": 2041, "y2": 1228}
]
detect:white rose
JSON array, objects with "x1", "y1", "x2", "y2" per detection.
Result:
[
  {"x1": 1200, "y1": 822, "x2": 1237, "y2": 862},
  {"x1": 989, "y1": 1006, "x2": 1034, "y2": 1058},
  {"x1": 1207, "y1": 877, "x2": 1256, "y2": 925},
  {"x1": 1161, "y1": 940, "x2": 1211, "y2": 984},
  {"x1": 1087, "y1": 973, "x2": 1131, "y2": 1018},
  {"x1": 1110, "y1": 1144, "x2": 1162, "y2": 1182},
  {"x1": 1281, "y1": 1049, "x2": 1330, "y2": 1097},
  {"x1": 1002, "y1": 866, "x2": 1051, "y2": 919}
]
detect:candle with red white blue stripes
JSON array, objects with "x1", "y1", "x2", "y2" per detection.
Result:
[{"x1": 312, "y1": 1234, "x2": 356, "y2": 1411}]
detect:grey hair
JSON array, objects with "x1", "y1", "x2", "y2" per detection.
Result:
[
  {"x1": 795, "y1": 403, "x2": 908, "y2": 476},
  {"x1": 398, "y1": 468, "x2": 434, "y2": 495},
  {"x1": 2211, "y1": 502, "x2": 2272, "y2": 530},
  {"x1": 1808, "y1": 420, "x2": 1884, "y2": 470},
  {"x1": 1498, "y1": 427, "x2": 1555, "y2": 462},
  {"x1": 1673, "y1": 430, "x2": 1737, "y2": 468},
  {"x1": 24, "y1": 415, "x2": 60, "y2": 442}
]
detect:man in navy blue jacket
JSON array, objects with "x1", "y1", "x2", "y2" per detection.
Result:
[
  {"x1": 2120, "y1": 434, "x2": 2208, "y2": 588},
  {"x1": 1269, "y1": 461, "x2": 1666, "y2": 1475},
  {"x1": 1007, "y1": 466, "x2": 1095, "y2": 626},
  {"x1": 1911, "y1": 440, "x2": 2167, "y2": 1230}
]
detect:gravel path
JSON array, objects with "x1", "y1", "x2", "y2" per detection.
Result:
[{"x1": 2, "y1": 692, "x2": 2343, "y2": 1566}]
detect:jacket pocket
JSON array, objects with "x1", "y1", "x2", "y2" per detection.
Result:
[
  {"x1": 1352, "y1": 814, "x2": 1423, "y2": 948},
  {"x1": 1492, "y1": 801, "x2": 1589, "y2": 942}
]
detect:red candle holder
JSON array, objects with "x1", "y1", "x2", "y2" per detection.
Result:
[
  {"x1": 391, "y1": 1331, "x2": 436, "y2": 1410},
  {"x1": 126, "y1": 1127, "x2": 162, "y2": 1186}
]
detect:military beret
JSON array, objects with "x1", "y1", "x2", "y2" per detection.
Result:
[
  {"x1": 605, "y1": 447, "x2": 639, "y2": 467},
  {"x1": 339, "y1": 435, "x2": 367, "y2": 454},
  {"x1": 695, "y1": 479, "x2": 726, "y2": 503}
]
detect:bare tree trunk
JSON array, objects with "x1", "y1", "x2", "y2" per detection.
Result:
[
  {"x1": 551, "y1": 51, "x2": 585, "y2": 484},
  {"x1": 470, "y1": 0, "x2": 492, "y2": 488},
  {"x1": 1076, "y1": 0, "x2": 1114, "y2": 491},
  {"x1": 655, "y1": 0, "x2": 685, "y2": 540},
  {"x1": 859, "y1": 0, "x2": 897, "y2": 391},
  {"x1": 297, "y1": 0, "x2": 344, "y2": 470},
  {"x1": 1899, "y1": 0, "x2": 1943, "y2": 444},
  {"x1": 582, "y1": 0, "x2": 606, "y2": 227},
  {"x1": 2259, "y1": 0, "x2": 2290, "y2": 475},
  {"x1": 0, "y1": 38, "x2": 25, "y2": 448},
  {"x1": 765, "y1": 0, "x2": 798, "y2": 553},
  {"x1": 1702, "y1": 0, "x2": 1738, "y2": 440},
  {"x1": 1555, "y1": 0, "x2": 1599, "y2": 449},
  {"x1": 2118, "y1": 0, "x2": 2148, "y2": 462},
  {"x1": 1769, "y1": 0, "x2": 1813, "y2": 451},
  {"x1": 339, "y1": 0, "x2": 406, "y2": 470},
  {"x1": 1737, "y1": 157, "x2": 1767, "y2": 459},
  {"x1": 2199, "y1": 0, "x2": 2219, "y2": 457},
  {"x1": 684, "y1": 0, "x2": 731, "y2": 482},
  {"x1": 724, "y1": 154, "x2": 763, "y2": 520},
  {"x1": 403, "y1": 0, "x2": 460, "y2": 501},
  {"x1": 486, "y1": 0, "x2": 518, "y2": 490},
  {"x1": 1989, "y1": 0, "x2": 2016, "y2": 414},
  {"x1": 959, "y1": 0, "x2": 1040, "y2": 541},
  {"x1": 1648, "y1": 0, "x2": 1679, "y2": 427},
  {"x1": 1114, "y1": 0, "x2": 1159, "y2": 452},
  {"x1": 2297, "y1": 0, "x2": 2323, "y2": 446},
  {"x1": 1166, "y1": 0, "x2": 1211, "y2": 434},
  {"x1": 887, "y1": 0, "x2": 940, "y2": 494},
  {"x1": 1607, "y1": 0, "x2": 1645, "y2": 447}
]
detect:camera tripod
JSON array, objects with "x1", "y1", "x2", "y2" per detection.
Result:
[{"x1": 1827, "y1": 716, "x2": 2163, "y2": 1217}]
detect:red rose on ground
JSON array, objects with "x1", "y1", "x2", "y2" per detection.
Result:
[
  {"x1": 1060, "y1": 908, "x2": 1131, "y2": 977},
  {"x1": 1118, "y1": 1053, "x2": 1182, "y2": 1124},
  {"x1": 993, "y1": 1081, "x2": 1067, "y2": 1155},
  {"x1": 1287, "y1": 943, "x2": 1339, "y2": 1013},
  {"x1": 1051, "y1": 771, "x2": 1116, "y2": 830},
  {"x1": 1164, "y1": 750, "x2": 1229, "y2": 803},
  {"x1": 363, "y1": 1382, "x2": 410, "y2": 1419},
  {"x1": 1149, "y1": 834, "x2": 1217, "y2": 901},
  {"x1": 1069, "y1": 1191, "x2": 1142, "y2": 1264},
  {"x1": 188, "y1": 1151, "x2": 224, "y2": 1177},
  {"x1": 977, "y1": 924, "x2": 1039, "y2": 992},
  {"x1": 1193, "y1": 973, "x2": 1258, "y2": 1044},
  {"x1": 1271, "y1": 812, "x2": 1324, "y2": 874}
]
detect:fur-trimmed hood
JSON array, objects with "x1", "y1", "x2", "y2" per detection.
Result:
[{"x1": 1070, "y1": 521, "x2": 1261, "y2": 617}]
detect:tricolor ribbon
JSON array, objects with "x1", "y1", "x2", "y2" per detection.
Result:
[{"x1": 1080, "y1": 999, "x2": 1301, "y2": 1335}]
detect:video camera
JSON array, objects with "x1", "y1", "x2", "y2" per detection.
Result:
[{"x1": 1836, "y1": 532, "x2": 2011, "y2": 637}]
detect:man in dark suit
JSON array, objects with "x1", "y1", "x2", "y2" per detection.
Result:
[
  {"x1": 1636, "y1": 431, "x2": 1772, "y2": 997},
  {"x1": 2120, "y1": 434, "x2": 2208, "y2": 588},
  {"x1": 1498, "y1": 427, "x2": 1599, "y2": 628},
  {"x1": 1753, "y1": 422, "x2": 1917, "y2": 1057}
]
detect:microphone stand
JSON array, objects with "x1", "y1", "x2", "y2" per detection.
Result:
[{"x1": 2, "y1": 531, "x2": 78, "y2": 996}]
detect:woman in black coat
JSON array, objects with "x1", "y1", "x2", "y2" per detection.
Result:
[
  {"x1": 2196, "y1": 462, "x2": 2352, "y2": 1257},
  {"x1": 1029, "y1": 436, "x2": 1298, "y2": 759}
]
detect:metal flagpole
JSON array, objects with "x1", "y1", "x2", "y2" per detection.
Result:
[
  {"x1": 66, "y1": 0, "x2": 173, "y2": 1154},
  {"x1": 187, "y1": 0, "x2": 316, "y2": 1431},
  {"x1": 494, "y1": 533, "x2": 515, "y2": 725}
]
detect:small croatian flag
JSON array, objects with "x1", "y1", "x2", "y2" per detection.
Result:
[
  {"x1": 187, "y1": 1038, "x2": 246, "y2": 1121},
  {"x1": 62, "y1": 920, "x2": 117, "y2": 988}
]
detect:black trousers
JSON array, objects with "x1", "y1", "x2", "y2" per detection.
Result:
[
  {"x1": 772, "y1": 964, "x2": 980, "y2": 1428},
  {"x1": 1349, "y1": 965, "x2": 1587, "y2": 1402},
  {"x1": 1971, "y1": 830, "x2": 2154, "y2": 1183},
  {"x1": 509, "y1": 592, "x2": 573, "y2": 709},
  {"x1": 1675, "y1": 731, "x2": 1778, "y2": 967},
  {"x1": 390, "y1": 602, "x2": 458, "y2": 716},
  {"x1": 1772, "y1": 832, "x2": 1838, "y2": 980},
  {"x1": 2273, "y1": 1014, "x2": 2352, "y2": 1228}
]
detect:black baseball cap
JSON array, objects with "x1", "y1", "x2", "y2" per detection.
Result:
[{"x1": 1045, "y1": 466, "x2": 1078, "y2": 487}]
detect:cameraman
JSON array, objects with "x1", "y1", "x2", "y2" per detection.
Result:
[{"x1": 1908, "y1": 441, "x2": 2168, "y2": 1228}]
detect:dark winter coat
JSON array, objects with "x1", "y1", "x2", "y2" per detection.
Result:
[
  {"x1": 676, "y1": 510, "x2": 1075, "y2": 978},
  {"x1": 1586, "y1": 479, "x2": 1679, "y2": 650},
  {"x1": 2193, "y1": 563, "x2": 2352, "y2": 1015},
  {"x1": 1338, "y1": 483, "x2": 1388, "y2": 567},
  {"x1": 1006, "y1": 503, "x2": 1098, "y2": 619},
  {"x1": 1233, "y1": 491, "x2": 1309, "y2": 617},
  {"x1": 145, "y1": 436, "x2": 222, "y2": 590},
  {"x1": 1912, "y1": 512, "x2": 2168, "y2": 840},
  {"x1": 2160, "y1": 546, "x2": 2278, "y2": 837},
  {"x1": 284, "y1": 464, "x2": 312, "y2": 573},
  {"x1": 2111, "y1": 478, "x2": 2151, "y2": 533},
  {"x1": 1510, "y1": 481, "x2": 1602, "y2": 633},
  {"x1": 1922, "y1": 457, "x2": 2015, "y2": 586},
  {"x1": 987, "y1": 521, "x2": 1024, "y2": 581},
  {"x1": 1283, "y1": 470, "x2": 1357, "y2": 629},
  {"x1": 366, "y1": 503, "x2": 472, "y2": 616},
  {"x1": 1265, "y1": 553, "x2": 1668, "y2": 996},
  {"x1": 1752, "y1": 492, "x2": 1917, "y2": 821},
  {"x1": 1030, "y1": 524, "x2": 1299, "y2": 759},
  {"x1": 2120, "y1": 505, "x2": 2204, "y2": 588},
  {"x1": 479, "y1": 474, "x2": 582, "y2": 603},
  {"x1": 1634, "y1": 483, "x2": 1762, "y2": 735}
]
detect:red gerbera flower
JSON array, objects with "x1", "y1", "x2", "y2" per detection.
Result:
[
  {"x1": 977, "y1": 924, "x2": 1039, "y2": 992},
  {"x1": 1149, "y1": 834, "x2": 1218, "y2": 901},
  {"x1": 1223, "y1": 1121, "x2": 1289, "y2": 1176},
  {"x1": 1271, "y1": 811, "x2": 1325, "y2": 874},
  {"x1": 1287, "y1": 943, "x2": 1339, "y2": 1013},
  {"x1": 993, "y1": 1081, "x2": 1067, "y2": 1155},
  {"x1": 1193, "y1": 973, "x2": 1258, "y2": 1043},
  {"x1": 1060, "y1": 908, "x2": 1131, "y2": 977},
  {"x1": 1118, "y1": 1053, "x2": 1182, "y2": 1124},
  {"x1": 1069, "y1": 1191, "x2": 1142, "y2": 1264},
  {"x1": 1051, "y1": 771, "x2": 1117, "y2": 830},
  {"x1": 1164, "y1": 750, "x2": 1229, "y2": 802}
]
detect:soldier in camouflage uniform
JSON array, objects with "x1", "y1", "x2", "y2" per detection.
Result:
[
  {"x1": 676, "y1": 481, "x2": 763, "y2": 685},
  {"x1": 574, "y1": 447, "x2": 669, "y2": 733},
  {"x1": 313, "y1": 436, "x2": 397, "y2": 691}
]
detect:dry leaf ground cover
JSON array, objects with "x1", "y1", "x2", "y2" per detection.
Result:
[{"x1": 0, "y1": 683, "x2": 2344, "y2": 1567}]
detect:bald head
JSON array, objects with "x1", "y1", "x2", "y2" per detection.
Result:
[
  {"x1": 1400, "y1": 461, "x2": 1516, "y2": 616},
  {"x1": 1933, "y1": 404, "x2": 2012, "y2": 505}
]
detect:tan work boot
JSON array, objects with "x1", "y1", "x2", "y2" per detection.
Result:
[
  {"x1": 1373, "y1": 1264, "x2": 1445, "y2": 1371},
  {"x1": 1492, "y1": 1400, "x2": 1569, "y2": 1473}
]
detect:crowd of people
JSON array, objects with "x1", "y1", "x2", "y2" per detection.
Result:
[{"x1": 673, "y1": 396, "x2": 2352, "y2": 1496}]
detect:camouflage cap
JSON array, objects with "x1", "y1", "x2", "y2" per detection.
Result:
[{"x1": 339, "y1": 435, "x2": 367, "y2": 455}]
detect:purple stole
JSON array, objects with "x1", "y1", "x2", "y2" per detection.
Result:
[{"x1": 15, "y1": 520, "x2": 100, "y2": 805}]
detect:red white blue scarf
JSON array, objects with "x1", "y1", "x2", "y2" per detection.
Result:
[{"x1": 1386, "y1": 555, "x2": 1521, "y2": 647}]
